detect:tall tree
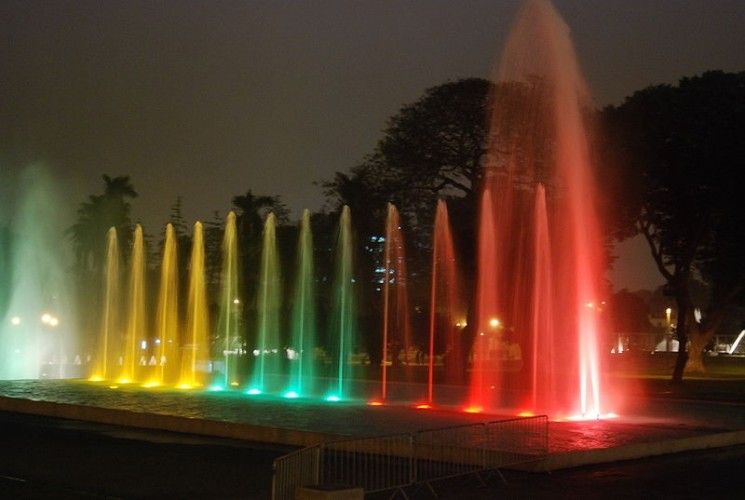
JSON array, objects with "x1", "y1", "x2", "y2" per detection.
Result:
[
  {"x1": 69, "y1": 175, "x2": 138, "y2": 274},
  {"x1": 601, "y1": 71, "x2": 745, "y2": 381}
]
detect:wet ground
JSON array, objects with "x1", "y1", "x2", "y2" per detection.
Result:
[{"x1": 1, "y1": 379, "x2": 742, "y2": 454}]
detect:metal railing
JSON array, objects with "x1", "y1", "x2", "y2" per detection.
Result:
[
  {"x1": 272, "y1": 445, "x2": 321, "y2": 500},
  {"x1": 271, "y1": 415, "x2": 548, "y2": 500}
]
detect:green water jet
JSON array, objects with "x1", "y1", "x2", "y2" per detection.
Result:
[
  {"x1": 329, "y1": 206, "x2": 355, "y2": 399},
  {"x1": 250, "y1": 213, "x2": 281, "y2": 393},
  {"x1": 217, "y1": 211, "x2": 241, "y2": 387},
  {"x1": 287, "y1": 209, "x2": 317, "y2": 396}
]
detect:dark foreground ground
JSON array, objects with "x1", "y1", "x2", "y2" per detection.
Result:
[{"x1": 1, "y1": 411, "x2": 744, "y2": 499}]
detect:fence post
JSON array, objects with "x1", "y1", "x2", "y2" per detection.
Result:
[{"x1": 409, "y1": 433, "x2": 416, "y2": 486}]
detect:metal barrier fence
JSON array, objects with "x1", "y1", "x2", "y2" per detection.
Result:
[
  {"x1": 271, "y1": 415, "x2": 548, "y2": 500},
  {"x1": 271, "y1": 445, "x2": 321, "y2": 500},
  {"x1": 322, "y1": 433, "x2": 414, "y2": 493}
]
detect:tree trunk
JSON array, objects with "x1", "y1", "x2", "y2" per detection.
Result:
[
  {"x1": 685, "y1": 332, "x2": 708, "y2": 374},
  {"x1": 671, "y1": 294, "x2": 690, "y2": 384}
]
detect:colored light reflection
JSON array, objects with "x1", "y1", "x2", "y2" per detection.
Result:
[
  {"x1": 464, "y1": 406, "x2": 483, "y2": 414},
  {"x1": 415, "y1": 403, "x2": 432, "y2": 410},
  {"x1": 142, "y1": 381, "x2": 160, "y2": 388},
  {"x1": 176, "y1": 383, "x2": 193, "y2": 390},
  {"x1": 209, "y1": 385, "x2": 225, "y2": 392},
  {"x1": 517, "y1": 411, "x2": 535, "y2": 417},
  {"x1": 562, "y1": 412, "x2": 619, "y2": 422},
  {"x1": 246, "y1": 388, "x2": 262, "y2": 395},
  {"x1": 325, "y1": 395, "x2": 341, "y2": 402},
  {"x1": 283, "y1": 391, "x2": 299, "y2": 399},
  {"x1": 367, "y1": 400, "x2": 384, "y2": 406}
]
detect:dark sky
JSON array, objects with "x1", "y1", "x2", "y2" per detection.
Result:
[{"x1": 2, "y1": 0, "x2": 744, "y2": 291}]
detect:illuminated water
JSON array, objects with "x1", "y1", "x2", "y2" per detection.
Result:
[
  {"x1": 380, "y1": 203, "x2": 412, "y2": 401},
  {"x1": 250, "y1": 213, "x2": 281, "y2": 394},
  {"x1": 470, "y1": 0, "x2": 607, "y2": 417},
  {"x1": 216, "y1": 212, "x2": 240, "y2": 388},
  {"x1": 287, "y1": 209, "x2": 317, "y2": 397},
  {"x1": 328, "y1": 206, "x2": 355, "y2": 400},
  {"x1": 91, "y1": 228, "x2": 120, "y2": 381},
  {"x1": 0, "y1": 1, "x2": 616, "y2": 422},
  {"x1": 120, "y1": 224, "x2": 146, "y2": 383},
  {"x1": 0, "y1": 167, "x2": 75, "y2": 380},
  {"x1": 428, "y1": 200, "x2": 465, "y2": 403},
  {"x1": 153, "y1": 223, "x2": 179, "y2": 385},
  {"x1": 178, "y1": 222, "x2": 210, "y2": 388}
]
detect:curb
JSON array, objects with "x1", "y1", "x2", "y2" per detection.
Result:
[
  {"x1": 511, "y1": 429, "x2": 745, "y2": 472},
  {"x1": 0, "y1": 395, "x2": 339, "y2": 448}
]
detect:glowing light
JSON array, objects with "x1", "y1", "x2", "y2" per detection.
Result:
[
  {"x1": 729, "y1": 330, "x2": 745, "y2": 355},
  {"x1": 108, "y1": 385, "x2": 119, "y2": 389},
  {"x1": 209, "y1": 385, "x2": 225, "y2": 392},
  {"x1": 283, "y1": 391, "x2": 299, "y2": 399},
  {"x1": 230, "y1": 381, "x2": 239, "y2": 387},
  {"x1": 140, "y1": 340, "x2": 147, "y2": 350},
  {"x1": 415, "y1": 403, "x2": 432, "y2": 410},
  {"x1": 48, "y1": 316, "x2": 59, "y2": 327},
  {"x1": 88, "y1": 376, "x2": 104, "y2": 382},
  {"x1": 233, "y1": 298, "x2": 240, "y2": 305},
  {"x1": 141, "y1": 381, "x2": 160, "y2": 388},
  {"x1": 325, "y1": 395, "x2": 341, "y2": 402},
  {"x1": 464, "y1": 406, "x2": 483, "y2": 414},
  {"x1": 517, "y1": 411, "x2": 535, "y2": 417},
  {"x1": 252, "y1": 349, "x2": 260, "y2": 356},
  {"x1": 566, "y1": 412, "x2": 618, "y2": 421},
  {"x1": 10, "y1": 316, "x2": 21, "y2": 326},
  {"x1": 176, "y1": 383, "x2": 193, "y2": 390},
  {"x1": 117, "y1": 378, "x2": 132, "y2": 384},
  {"x1": 246, "y1": 388, "x2": 262, "y2": 395},
  {"x1": 489, "y1": 318, "x2": 500, "y2": 328},
  {"x1": 367, "y1": 400, "x2": 384, "y2": 406},
  {"x1": 41, "y1": 313, "x2": 52, "y2": 324}
]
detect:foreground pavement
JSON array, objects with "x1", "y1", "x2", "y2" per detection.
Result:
[{"x1": 2, "y1": 410, "x2": 744, "y2": 499}]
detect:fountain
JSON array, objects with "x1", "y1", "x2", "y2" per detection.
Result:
[
  {"x1": 178, "y1": 222, "x2": 210, "y2": 388},
  {"x1": 287, "y1": 209, "x2": 317, "y2": 398},
  {"x1": 90, "y1": 228, "x2": 120, "y2": 382},
  {"x1": 216, "y1": 211, "x2": 241, "y2": 388},
  {"x1": 153, "y1": 223, "x2": 179, "y2": 385},
  {"x1": 379, "y1": 203, "x2": 412, "y2": 401},
  {"x1": 469, "y1": 0, "x2": 607, "y2": 417},
  {"x1": 427, "y1": 200, "x2": 465, "y2": 404},
  {"x1": 249, "y1": 213, "x2": 281, "y2": 394},
  {"x1": 0, "y1": 167, "x2": 75, "y2": 380},
  {"x1": 0, "y1": 1, "x2": 614, "y2": 423},
  {"x1": 120, "y1": 224, "x2": 146, "y2": 384},
  {"x1": 327, "y1": 205, "x2": 355, "y2": 401}
]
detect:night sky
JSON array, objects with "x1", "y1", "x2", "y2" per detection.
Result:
[{"x1": 2, "y1": 0, "x2": 744, "y2": 291}]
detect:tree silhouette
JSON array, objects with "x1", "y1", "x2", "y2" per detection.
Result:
[{"x1": 602, "y1": 71, "x2": 745, "y2": 381}]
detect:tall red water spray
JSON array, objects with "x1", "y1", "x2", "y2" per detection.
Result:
[
  {"x1": 427, "y1": 200, "x2": 464, "y2": 404},
  {"x1": 469, "y1": 0, "x2": 608, "y2": 417},
  {"x1": 380, "y1": 203, "x2": 412, "y2": 401}
]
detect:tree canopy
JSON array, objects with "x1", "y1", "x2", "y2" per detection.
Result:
[{"x1": 602, "y1": 70, "x2": 745, "y2": 380}]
